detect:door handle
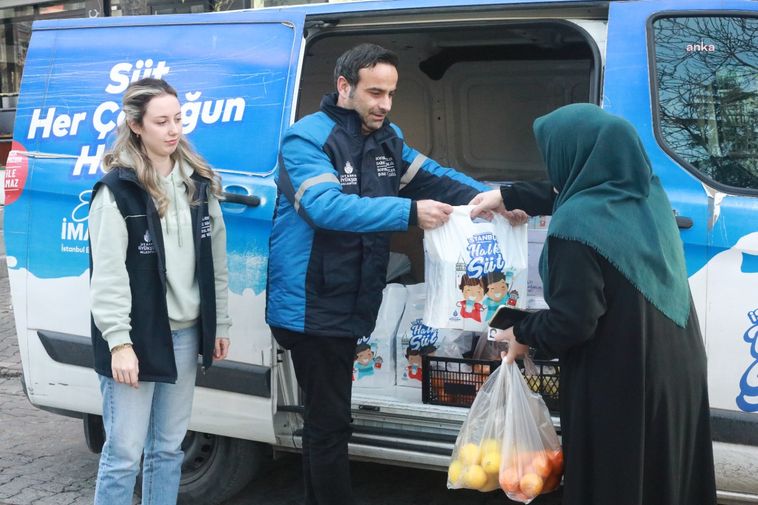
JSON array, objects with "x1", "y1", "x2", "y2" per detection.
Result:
[
  {"x1": 675, "y1": 216, "x2": 693, "y2": 229},
  {"x1": 222, "y1": 191, "x2": 261, "y2": 207}
]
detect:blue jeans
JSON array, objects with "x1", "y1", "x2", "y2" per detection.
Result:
[{"x1": 94, "y1": 325, "x2": 200, "y2": 505}]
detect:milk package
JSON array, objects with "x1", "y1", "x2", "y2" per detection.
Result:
[
  {"x1": 396, "y1": 283, "x2": 470, "y2": 390},
  {"x1": 353, "y1": 284, "x2": 407, "y2": 389},
  {"x1": 424, "y1": 206, "x2": 528, "y2": 331}
]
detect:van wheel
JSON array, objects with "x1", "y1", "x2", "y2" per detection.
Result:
[
  {"x1": 83, "y1": 414, "x2": 105, "y2": 453},
  {"x1": 136, "y1": 431, "x2": 268, "y2": 505}
]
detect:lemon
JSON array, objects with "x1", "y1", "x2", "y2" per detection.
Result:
[
  {"x1": 448, "y1": 459, "x2": 463, "y2": 484},
  {"x1": 481, "y1": 472, "x2": 500, "y2": 492},
  {"x1": 480, "y1": 438, "x2": 501, "y2": 455},
  {"x1": 481, "y1": 451, "x2": 501, "y2": 475},
  {"x1": 459, "y1": 442, "x2": 482, "y2": 465},
  {"x1": 463, "y1": 464, "x2": 488, "y2": 490}
]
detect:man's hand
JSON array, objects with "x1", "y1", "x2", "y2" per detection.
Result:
[
  {"x1": 214, "y1": 338, "x2": 230, "y2": 361},
  {"x1": 469, "y1": 190, "x2": 529, "y2": 226},
  {"x1": 416, "y1": 200, "x2": 453, "y2": 230},
  {"x1": 111, "y1": 345, "x2": 139, "y2": 388}
]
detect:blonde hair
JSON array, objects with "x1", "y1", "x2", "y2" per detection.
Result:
[{"x1": 102, "y1": 78, "x2": 222, "y2": 217}]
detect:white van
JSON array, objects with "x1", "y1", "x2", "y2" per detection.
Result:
[{"x1": 5, "y1": 0, "x2": 757, "y2": 503}]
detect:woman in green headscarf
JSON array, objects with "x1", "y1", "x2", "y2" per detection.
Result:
[{"x1": 471, "y1": 103, "x2": 716, "y2": 505}]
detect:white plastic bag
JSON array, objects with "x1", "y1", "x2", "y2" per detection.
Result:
[
  {"x1": 424, "y1": 205, "x2": 528, "y2": 331},
  {"x1": 353, "y1": 283, "x2": 407, "y2": 389},
  {"x1": 499, "y1": 361, "x2": 563, "y2": 503},
  {"x1": 447, "y1": 359, "x2": 508, "y2": 493},
  {"x1": 448, "y1": 359, "x2": 563, "y2": 501},
  {"x1": 395, "y1": 283, "x2": 464, "y2": 390}
]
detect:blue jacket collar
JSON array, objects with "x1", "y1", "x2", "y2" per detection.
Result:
[{"x1": 320, "y1": 93, "x2": 395, "y2": 143}]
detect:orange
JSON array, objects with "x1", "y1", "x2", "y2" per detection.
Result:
[
  {"x1": 499, "y1": 467, "x2": 520, "y2": 493},
  {"x1": 532, "y1": 452, "x2": 551, "y2": 478},
  {"x1": 506, "y1": 491, "x2": 532, "y2": 503},
  {"x1": 548, "y1": 449, "x2": 564, "y2": 476},
  {"x1": 510, "y1": 492, "x2": 529, "y2": 502},
  {"x1": 518, "y1": 451, "x2": 535, "y2": 468},
  {"x1": 520, "y1": 472, "x2": 544, "y2": 498},
  {"x1": 544, "y1": 473, "x2": 561, "y2": 493}
]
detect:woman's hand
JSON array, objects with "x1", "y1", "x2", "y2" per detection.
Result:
[
  {"x1": 214, "y1": 338, "x2": 230, "y2": 361},
  {"x1": 469, "y1": 190, "x2": 505, "y2": 220},
  {"x1": 111, "y1": 345, "x2": 139, "y2": 388},
  {"x1": 469, "y1": 190, "x2": 529, "y2": 226},
  {"x1": 493, "y1": 326, "x2": 530, "y2": 364}
]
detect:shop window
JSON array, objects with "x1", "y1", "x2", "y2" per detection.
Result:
[{"x1": 653, "y1": 16, "x2": 758, "y2": 192}]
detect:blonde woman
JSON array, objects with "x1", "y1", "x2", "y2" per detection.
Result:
[{"x1": 88, "y1": 78, "x2": 231, "y2": 505}]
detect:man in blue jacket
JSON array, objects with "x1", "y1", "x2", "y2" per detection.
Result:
[{"x1": 266, "y1": 43, "x2": 488, "y2": 505}]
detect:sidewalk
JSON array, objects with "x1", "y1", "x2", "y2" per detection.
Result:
[{"x1": 0, "y1": 210, "x2": 102, "y2": 505}]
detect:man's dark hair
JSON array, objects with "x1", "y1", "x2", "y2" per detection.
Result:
[{"x1": 334, "y1": 43, "x2": 399, "y2": 87}]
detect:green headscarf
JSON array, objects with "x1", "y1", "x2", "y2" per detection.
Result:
[{"x1": 534, "y1": 103, "x2": 690, "y2": 327}]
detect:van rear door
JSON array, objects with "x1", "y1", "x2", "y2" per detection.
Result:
[
  {"x1": 605, "y1": 0, "x2": 758, "y2": 499},
  {"x1": 6, "y1": 9, "x2": 305, "y2": 442}
]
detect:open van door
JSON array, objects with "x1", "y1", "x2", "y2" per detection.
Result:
[
  {"x1": 5, "y1": 8, "x2": 304, "y2": 502},
  {"x1": 604, "y1": 1, "x2": 758, "y2": 501}
]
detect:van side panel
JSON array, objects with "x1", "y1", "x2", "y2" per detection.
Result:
[
  {"x1": 605, "y1": 0, "x2": 758, "y2": 412},
  {"x1": 6, "y1": 13, "x2": 305, "y2": 442},
  {"x1": 606, "y1": 0, "x2": 758, "y2": 497}
]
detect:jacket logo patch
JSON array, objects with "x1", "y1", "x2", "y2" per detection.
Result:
[
  {"x1": 376, "y1": 156, "x2": 396, "y2": 177},
  {"x1": 200, "y1": 215, "x2": 211, "y2": 239},
  {"x1": 340, "y1": 160, "x2": 358, "y2": 186},
  {"x1": 139, "y1": 229, "x2": 156, "y2": 255}
]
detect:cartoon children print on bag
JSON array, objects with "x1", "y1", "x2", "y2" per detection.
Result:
[
  {"x1": 458, "y1": 275, "x2": 485, "y2": 322},
  {"x1": 405, "y1": 344, "x2": 437, "y2": 381},
  {"x1": 482, "y1": 271, "x2": 520, "y2": 321},
  {"x1": 423, "y1": 207, "x2": 528, "y2": 331},
  {"x1": 353, "y1": 337, "x2": 383, "y2": 381},
  {"x1": 401, "y1": 319, "x2": 440, "y2": 382}
]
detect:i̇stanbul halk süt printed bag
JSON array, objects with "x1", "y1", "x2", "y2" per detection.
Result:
[
  {"x1": 424, "y1": 205, "x2": 528, "y2": 332},
  {"x1": 352, "y1": 283, "x2": 407, "y2": 390},
  {"x1": 396, "y1": 283, "x2": 470, "y2": 392}
]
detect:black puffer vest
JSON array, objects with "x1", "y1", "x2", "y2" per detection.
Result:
[{"x1": 89, "y1": 167, "x2": 217, "y2": 383}]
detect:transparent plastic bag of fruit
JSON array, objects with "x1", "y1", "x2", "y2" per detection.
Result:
[
  {"x1": 446, "y1": 358, "x2": 508, "y2": 492},
  {"x1": 498, "y1": 361, "x2": 563, "y2": 503}
]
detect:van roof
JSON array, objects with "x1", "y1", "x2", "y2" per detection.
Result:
[{"x1": 32, "y1": 0, "x2": 607, "y2": 30}]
